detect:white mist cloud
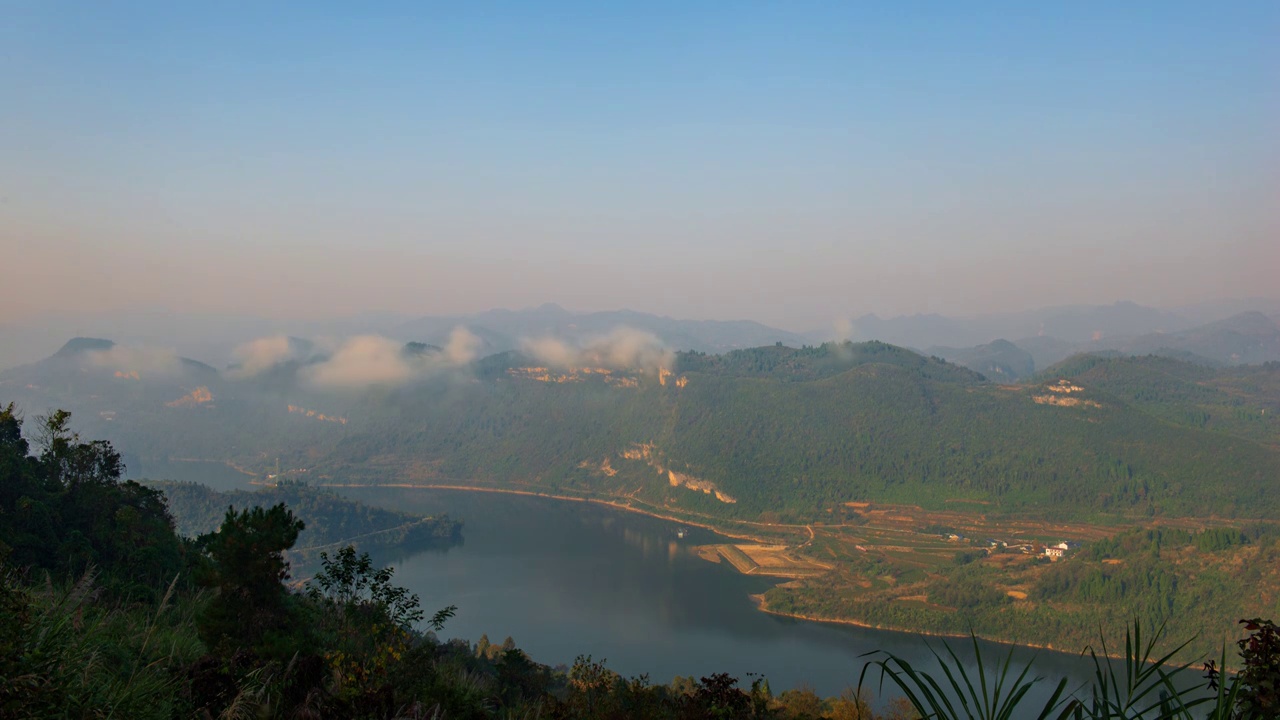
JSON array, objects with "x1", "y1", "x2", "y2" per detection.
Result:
[
  {"x1": 86, "y1": 345, "x2": 183, "y2": 376},
  {"x1": 304, "y1": 335, "x2": 414, "y2": 388},
  {"x1": 522, "y1": 337, "x2": 579, "y2": 367},
  {"x1": 444, "y1": 326, "x2": 482, "y2": 364},
  {"x1": 833, "y1": 317, "x2": 854, "y2": 342},
  {"x1": 228, "y1": 335, "x2": 302, "y2": 378},
  {"x1": 521, "y1": 326, "x2": 673, "y2": 372},
  {"x1": 299, "y1": 326, "x2": 480, "y2": 389}
]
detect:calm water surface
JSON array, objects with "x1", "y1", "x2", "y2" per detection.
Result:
[
  {"x1": 131, "y1": 459, "x2": 255, "y2": 491},
  {"x1": 336, "y1": 487, "x2": 1101, "y2": 700}
]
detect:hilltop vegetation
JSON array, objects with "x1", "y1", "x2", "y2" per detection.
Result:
[
  {"x1": 1043, "y1": 354, "x2": 1280, "y2": 446},
  {"x1": 673, "y1": 341, "x2": 986, "y2": 383}
]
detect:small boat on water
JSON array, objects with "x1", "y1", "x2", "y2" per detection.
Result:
[{"x1": 676, "y1": 528, "x2": 687, "y2": 539}]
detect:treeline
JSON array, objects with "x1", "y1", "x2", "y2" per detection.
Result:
[{"x1": 672, "y1": 341, "x2": 985, "y2": 384}]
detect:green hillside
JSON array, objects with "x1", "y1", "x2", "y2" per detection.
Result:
[
  {"x1": 1045, "y1": 354, "x2": 1280, "y2": 446},
  {"x1": 312, "y1": 345, "x2": 1280, "y2": 521}
]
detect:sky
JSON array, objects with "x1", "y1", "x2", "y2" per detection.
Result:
[{"x1": 3, "y1": 1, "x2": 1278, "y2": 330}]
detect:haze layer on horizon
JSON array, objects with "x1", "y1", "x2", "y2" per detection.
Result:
[{"x1": 4, "y1": 3, "x2": 1277, "y2": 330}]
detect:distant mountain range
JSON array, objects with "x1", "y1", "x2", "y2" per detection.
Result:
[
  {"x1": 924, "y1": 339, "x2": 1036, "y2": 381},
  {"x1": 0, "y1": 305, "x2": 808, "y2": 372},
  {"x1": 835, "y1": 301, "x2": 1197, "y2": 348},
  {"x1": 391, "y1": 303, "x2": 810, "y2": 355},
  {"x1": 5, "y1": 298, "x2": 1277, "y2": 374},
  {"x1": 904, "y1": 311, "x2": 1280, "y2": 380}
]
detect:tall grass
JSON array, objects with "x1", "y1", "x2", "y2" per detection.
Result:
[{"x1": 1, "y1": 568, "x2": 204, "y2": 719}]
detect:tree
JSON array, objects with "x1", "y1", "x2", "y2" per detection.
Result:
[
  {"x1": 306, "y1": 545, "x2": 426, "y2": 633},
  {"x1": 496, "y1": 646, "x2": 551, "y2": 708},
  {"x1": 777, "y1": 683, "x2": 825, "y2": 719},
  {"x1": 829, "y1": 687, "x2": 875, "y2": 720},
  {"x1": 1238, "y1": 618, "x2": 1280, "y2": 717},
  {"x1": 0, "y1": 403, "x2": 26, "y2": 455},
  {"x1": 35, "y1": 410, "x2": 123, "y2": 490},
  {"x1": 197, "y1": 503, "x2": 304, "y2": 654},
  {"x1": 691, "y1": 673, "x2": 752, "y2": 719},
  {"x1": 566, "y1": 655, "x2": 619, "y2": 718},
  {"x1": 0, "y1": 407, "x2": 182, "y2": 596}
]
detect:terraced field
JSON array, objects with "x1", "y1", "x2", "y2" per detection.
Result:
[{"x1": 697, "y1": 543, "x2": 829, "y2": 577}]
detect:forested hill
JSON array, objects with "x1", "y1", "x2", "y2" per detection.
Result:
[
  {"x1": 321, "y1": 347, "x2": 1279, "y2": 521},
  {"x1": 672, "y1": 341, "x2": 986, "y2": 383},
  {"x1": 1042, "y1": 354, "x2": 1280, "y2": 446},
  {"x1": 4, "y1": 339, "x2": 1279, "y2": 523}
]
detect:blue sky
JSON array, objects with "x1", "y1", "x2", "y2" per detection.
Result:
[{"x1": 3, "y1": 1, "x2": 1277, "y2": 327}]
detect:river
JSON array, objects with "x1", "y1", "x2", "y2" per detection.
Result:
[{"x1": 333, "y1": 486, "x2": 1104, "y2": 703}]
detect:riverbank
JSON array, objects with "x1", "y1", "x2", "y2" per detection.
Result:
[
  {"x1": 748, "y1": 594, "x2": 1148, "y2": 662},
  {"x1": 752, "y1": 593, "x2": 972, "y2": 641},
  {"x1": 303, "y1": 481, "x2": 785, "y2": 544}
]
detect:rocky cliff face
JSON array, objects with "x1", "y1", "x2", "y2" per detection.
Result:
[{"x1": 617, "y1": 443, "x2": 736, "y2": 503}]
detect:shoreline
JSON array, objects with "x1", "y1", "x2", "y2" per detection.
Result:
[
  {"x1": 748, "y1": 596, "x2": 1197, "y2": 666},
  {"x1": 749, "y1": 594, "x2": 1086, "y2": 658},
  {"x1": 308, "y1": 481, "x2": 780, "y2": 543}
]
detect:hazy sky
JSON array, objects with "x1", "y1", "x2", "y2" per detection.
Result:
[{"x1": 4, "y1": 2, "x2": 1277, "y2": 329}]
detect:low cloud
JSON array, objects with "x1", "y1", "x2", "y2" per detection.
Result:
[
  {"x1": 87, "y1": 345, "x2": 183, "y2": 377},
  {"x1": 301, "y1": 326, "x2": 481, "y2": 389},
  {"x1": 522, "y1": 336, "x2": 579, "y2": 367},
  {"x1": 444, "y1": 326, "x2": 482, "y2": 364},
  {"x1": 228, "y1": 336, "x2": 305, "y2": 378},
  {"x1": 521, "y1": 326, "x2": 673, "y2": 372},
  {"x1": 304, "y1": 336, "x2": 415, "y2": 388},
  {"x1": 833, "y1": 317, "x2": 854, "y2": 343},
  {"x1": 225, "y1": 326, "x2": 481, "y2": 389},
  {"x1": 830, "y1": 317, "x2": 857, "y2": 358}
]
